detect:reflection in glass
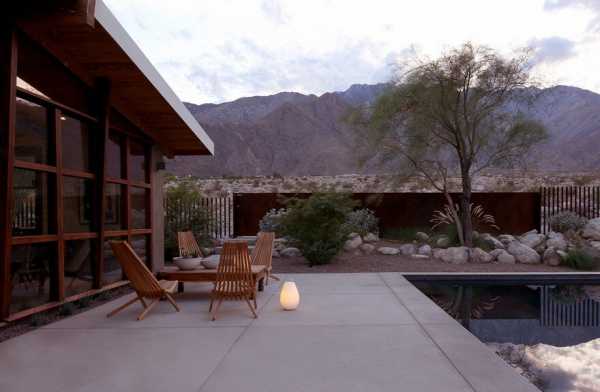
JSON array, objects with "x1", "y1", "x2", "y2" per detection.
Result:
[
  {"x1": 105, "y1": 183, "x2": 126, "y2": 230},
  {"x1": 10, "y1": 243, "x2": 55, "y2": 314},
  {"x1": 12, "y1": 168, "x2": 55, "y2": 236},
  {"x1": 106, "y1": 131, "x2": 124, "y2": 179},
  {"x1": 130, "y1": 139, "x2": 148, "y2": 182},
  {"x1": 131, "y1": 187, "x2": 149, "y2": 229},
  {"x1": 131, "y1": 236, "x2": 149, "y2": 264},
  {"x1": 65, "y1": 240, "x2": 95, "y2": 297},
  {"x1": 61, "y1": 115, "x2": 92, "y2": 172},
  {"x1": 103, "y1": 238, "x2": 125, "y2": 284},
  {"x1": 63, "y1": 177, "x2": 93, "y2": 233},
  {"x1": 15, "y1": 97, "x2": 52, "y2": 164}
]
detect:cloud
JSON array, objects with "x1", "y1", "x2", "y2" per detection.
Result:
[
  {"x1": 529, "y1": 36, "x2": 577, "y2": 65},
  {"x1": 544, "y1": 0, "x2": 600, "y2": 31}
]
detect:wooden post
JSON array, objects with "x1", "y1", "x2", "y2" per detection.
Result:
[
  {"x1": 0, "y1": 25, "x2": 17, "y2": 319},
  {"x1": 93, "y1": 78, "x2": 110, "y2": 289}
]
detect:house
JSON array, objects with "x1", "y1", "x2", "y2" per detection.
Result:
[{"x1": 0, "y1": 1, "x2": 214, "y2": 320}]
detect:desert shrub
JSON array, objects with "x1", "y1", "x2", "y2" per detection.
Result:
[
  {"x1": 342, "y1": 208, "x2": 379, "y2": 236},
  {"x1": 164, "y1": 178, "x2": 211, "y2": 260},
  {"x1": 563, "y1": 247, "x2": 598, "y2": 271},
  {"x1": 259, "y1": 208, "x2": 288, "y2": 236},
  {"x1": 548, "y1": 211, "x2": 587, "y2": 233},
  {"x1": 281, "y1": 193, "x2": 357, "y2": 266}
]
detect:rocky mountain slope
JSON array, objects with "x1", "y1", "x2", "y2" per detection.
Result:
[{"x1": 168, "y1": 84, "x2": 600, "y2": 177}]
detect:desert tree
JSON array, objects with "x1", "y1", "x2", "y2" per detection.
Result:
[{"x1": 352, "y1": 43, "x2": 548, "y2": 246}]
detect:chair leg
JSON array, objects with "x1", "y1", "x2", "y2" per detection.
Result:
[
  {"x1": 164, "y1": 293, "x2": 180, "y2": 312},
  {"x1": 211, "y1": 299, "x2": 223, "y2": 321},
  {"x1": 137, "y1": 299, "x2": 159, "y2": 321},
  {"x1": 245, "y1": 299, "x2": 258, "y2": 319},
  {"x1": 106, "y1": 296, "x2": 142, "y2": 318}
]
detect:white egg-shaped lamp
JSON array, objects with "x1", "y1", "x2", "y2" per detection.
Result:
[{"x1": 280, "y1": 281, "x2": 300, "y2": 310}]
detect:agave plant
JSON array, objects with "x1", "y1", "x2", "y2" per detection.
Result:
[{"x1": 431, "y1": 203, "x2": 500, "y2": 231}]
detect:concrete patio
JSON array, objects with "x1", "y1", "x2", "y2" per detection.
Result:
[{"x1": 0, "y1": 273, "x2": 537, "y2": 392}]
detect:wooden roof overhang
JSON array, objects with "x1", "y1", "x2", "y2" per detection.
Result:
[{"x1": 12, "y1": 0, "x2": 214, "y2": 157}]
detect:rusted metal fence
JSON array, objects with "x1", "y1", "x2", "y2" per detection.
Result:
[
  {"x1": 540, "y1": 186, "x2": 600, "y2": 233},
  {"x1": 165, "y1": 196, "x2": 234, "y2": 239}
]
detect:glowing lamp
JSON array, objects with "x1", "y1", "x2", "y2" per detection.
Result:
[{"x1": 280, "y1": 281, "x2": 300, "y2": 310}]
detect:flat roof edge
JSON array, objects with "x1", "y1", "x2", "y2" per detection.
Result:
[{"x1": 94, "y1": 0, "x2": 214, "y2": 155}]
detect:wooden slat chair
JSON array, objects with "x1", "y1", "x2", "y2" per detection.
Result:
[
  {"x1": 107, "y1": 241, "x2": 180, "y2": 321},
  {"x1": 209, "y1": 241, "x2": 257, "y2": 321},
  {"x1": 177, "y1": 231, "x2": 204, "y2": 258},
  {"x1": 251, "y1": 232, "x2": 279, "y2": 284}
]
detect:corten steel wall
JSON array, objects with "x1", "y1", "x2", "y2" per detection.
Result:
[{"x1": 233, "y1": 192, "x2": 541, "y2": 237}]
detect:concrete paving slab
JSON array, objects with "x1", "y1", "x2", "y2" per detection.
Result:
[
  {"x1": 0, "y1": 326, "x2": 244, "y2": 392},
  {"x1": 199, "y1": 324, "x2": 473, "y2": 392},
  {"x1": 254, "y1": 291, "x2": 416, "y2": 326},
  {"x1": 277, "y1": 273, "x2": 390, "y2": 294},
  {"x1": 422, "y1": 323, "x2": 539, "y2": 392},
  {"x1": 42, "y1": 282, "x2": 278, "y2": 329},
  {"x1": 386, "y1": 283, "x2": 457, "y2": 325}
]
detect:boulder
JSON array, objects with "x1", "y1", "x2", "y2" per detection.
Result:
[
  {"x1": 543, "y1": 247, "x2": 562, "y2": 267},
  {"x1": 399, "y1": 243, "x2": 417, "y2": 256},
  {"x1": 519, "y1": 231, "x2": 546, "y2": 249},
  {"x1": 470, "y1": 247, "x2": 493, "y2": 263},
  {"x1": 344, "y1": 236, "x2": 363, "y2": 251},
  {"x1": 582, "y1": 218, "x2": 600, "y2": 241},
  {"x1": 363, "y1": 232, "x2": 379, "y2": 243},
  {"x1": 556, "y1": 250, "x2": 569, "y2": 262},
  {"x1": 432, "y1": 248, "x2": 445, "y2": 260},
  {"x1": 415, "y1": 231, "x2": 430, "y2": 242},
  {"x1": 489, "y1": 249, "x2": 504, "y2": 260},
  {"x1": 590, "y1": 241, "x2": 600, "y2": 252},
  {"x1": 507, "y1": 241, "x2": 541, "y2": 264},
  {"x1": 436, "y1": 236, "x2": 451, "y2": 248},
  {"x1": 348, "y1": 232, "x2": 361, "y2": 240},
  {"x1": 546, "y1": 231, "x2": 567, "y2": 251},
  {"x1": 359, "y1": 243, "x2": 376, "y2": 254},
  {"x1": 498, "y1": 234, "x2": 516, "y2": 245},
  {"x1": 496, "y1": 250, "x2": 516, "y2": 264},
  {"x1": 481, "y1": 233, "x2": 504, "y2": 250},
  {"x1": 417, "y1": 244, "x2": 432, "y2": 256},
  {"x1": 378, "y1": 247, "x2": 400, "y2": 255},
  {"x1": 272, "y1": 249, "x2": 280, "y2": 258},
  {"x1": 439, "y1": 247, "x2": 470, "y2": 264},
  {"x1": 280, "y1": 247, "x2": 302, "y2": 257},
  {"x1": 201, "y1": 247, "x2": 214, "y2": 256}
]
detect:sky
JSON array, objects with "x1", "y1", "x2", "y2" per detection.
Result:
[{"x1": 104, "y1": 0, "x2": 600, "y2": 104}]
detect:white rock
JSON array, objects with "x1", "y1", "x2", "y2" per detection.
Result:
[
  {"x1": 363, "y1": 232, "x2": 379, "y2": 243},
  {"x1": 436, "y1": 236, "x2": 451, "y2": 248},
  {"x1": 344, "y1": 236, "x2": 363, "y2": 251},
  {"x1": 432, "y1": 248, "x2": 445, "y2": 259},
  {"x1": 440, "y1": 247, "x2": 470, "y2": 264},
  {"x1": 417, "y1": 244, "x2": 432, "y2": 256},
  {"x1": 507, "y1": 241, "x2": 541, "y2": 264},
  {"x1": 280, "y1": 247, "x2": 302, "y2": 257},
  {"x1": 582, "y1": 218, "x2": 600, "y2": 241},
  {"x1": 590, "y1": 241, "x2": 600, "y2": 252},
  {"x1": 348, "y1": 232, "x2": 361, "y2": 240},
  {"x1": 498, "y1": 234, "x2": 516, "y2": 245},
  {"x1": 519, "y1": 232, "x2": 546, "y2": 249},
  {"x1": 415, "y1": 231, "x2": 430, "y2": 242},
  {"x1": 543, "y1": 247, "x2": 562, "y2": 267},
  {"x1": 412, "y1": 254, "x2": 429, "y2": 259},
  {"x1": 399, "y1": 243, "x2": 417, "y2": 256},
  {"x1": 359, "y1": 243, "x2": 375, "y2": 254},
  {"x1": 481, "y1": 233, "x2": 505, "y2": 249},
  {"x1": 496, "y1": 250, "x2": 516, "y2": 264},
  {"x1": 378, "y1": 247, "x2": 400, "y2": 255},
  {"x1": 546, "y1": 231, "x2": 567, "y2": 251},
  {"x1": 471, "y1": 247, "x2": 493, "y2": 263},
  {"x1": 556, "y1": 250, "x2": 569, "y2": 261},
  {"x1": 489, "y1": 249, "x2": 504, "y2": 260}
]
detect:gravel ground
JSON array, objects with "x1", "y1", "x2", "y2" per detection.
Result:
[{"x1": 272, "y1": 243, "x2": 574, "y2": 274}]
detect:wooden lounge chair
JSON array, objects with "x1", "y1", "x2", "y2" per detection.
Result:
[
  {"x1": 209, "y1": 241, "x2": 257, "y2": 321},
  {"x1": 107, "y1": 241, "x2": 180, "y2": 321},
  {"x1": 177, "y1": 231, "x2": 204, "y2": 258},
  {"x1": 251, "y1": 232, "x2": 279, "y2": 284}
]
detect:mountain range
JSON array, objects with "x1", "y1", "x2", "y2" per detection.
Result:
[{"x1": 168, "y1": 84, "x2": 600, "y2": 177}]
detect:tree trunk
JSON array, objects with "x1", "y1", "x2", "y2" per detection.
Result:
[{"x1": 460, "y1": 169, "x2": 473, "y2": 247}]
